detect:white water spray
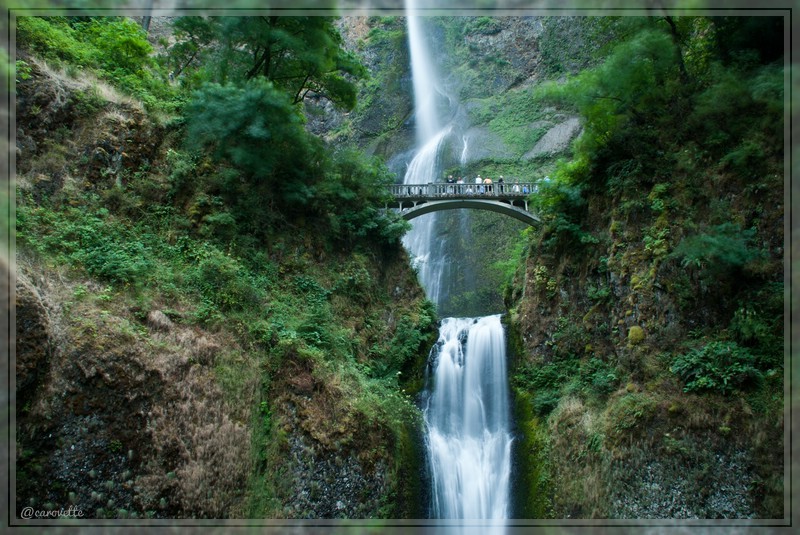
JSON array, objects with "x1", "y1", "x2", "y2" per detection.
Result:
[
  {"x1": 401, "y1": 6, "x2": 513, "y2": 528},
  {"x1": 425, "y1": 316, "x2": 513, "y2": 525},
  {"x1": 401, "y1": 0, "x2": 455, "y2": 307}
]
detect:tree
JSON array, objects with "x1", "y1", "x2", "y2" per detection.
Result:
[
  {"x1": 169, "y1": 16, "x2": 365, "y2": 110},
  {"x1": 186, "y1": 78, "x2": 322, "y2": 208},
  {"x1": 166, "y1": 16, "x2": 218, "y2": 78}
]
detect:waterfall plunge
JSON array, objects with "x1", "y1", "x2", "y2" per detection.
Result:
[
  {"x1": 401, "y1": 0, "x2": 455, "y2": 307},
  {"x1": 402, "y1": 5, "x2": 513, "y2": 528},
  {"x1": 425, "y1": 316, "x2": 513, "y2": 524}
]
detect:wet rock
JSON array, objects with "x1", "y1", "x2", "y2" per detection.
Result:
[{"x1": 283, "y1": 434, "x2": 390, "y2": 519}]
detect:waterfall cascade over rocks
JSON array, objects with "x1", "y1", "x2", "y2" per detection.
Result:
[
  {"x1": 402, "y1": 3, "x2": 513, "y2": 528},
  {"x1": 424, "y1": 316, "x2": 513, "y2": 522}
]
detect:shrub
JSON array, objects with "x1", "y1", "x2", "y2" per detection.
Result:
[
  {"x1": 607, "y1": 392, "x2": 657, "y2": 433},
  {"x1": 531, "y1": 175, "x2": 601, "y2": 252},
  {"x1": 729, "y1": 291, "x2": 783, "y2": 368},
  {"x1": 187, "y1": 250, "x2": 262, "y2": 313},
  {"x1": 76, "y1": 18, "x2": 153, "y2": 74},
  {"x1": 580, "y1": 357, "x2": 619, "y2": 398},
  {"x1": 78, "y1": 239, "x2": 152, "y2": 284},
  {"x1": 17, "y1": 17, "x2": 175, "y2": 110},
  {"x1": 670, "y1": 340, "x2": 762, "y2": 394},
  {"x1": 669, "y1": 222, "x2": 762, "y2": 277},
  {"x1": 17, "y1": 17, "x2": 88, "y2": 65},
  {"x1": 186, "y1": 79, "x2": 319, "y2": 209},
  {"x1": 17, "y1": 206, "x2": 153, "y2": 284},
  {"x1": 532, "y1": 389, "x2": 562, "y2": 416}
]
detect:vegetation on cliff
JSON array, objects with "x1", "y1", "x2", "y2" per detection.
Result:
[
  {"x1": 504, "y1": 16, "x2": 784, "y2": 518},
  {"x1": 14, "y1": 15, "x2": 434, "y2": 519}
]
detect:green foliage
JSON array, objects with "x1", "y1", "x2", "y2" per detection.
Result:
[
  {"x1": 670, "y1": 222, "x2": 762, "y2": 277},
  {"x1": 515, "y1": 354, "x2": 618, "y2": 417},
  {"x1": 17, "y1": 205, "x2": 152, "y2": 284},
  {"x1": 720, "y1": 139, "x2": 770, "y2": 179},
  {"x1": 15, "y1": 59, "x2": 32, "y2": 81},
  {"x1": 169, "y1": 16, "x2": 365, "y2": 110},
  {"x1": 607, "y1": 392, "x2": 657, "y2": 433},
  {"x1": 332, "y1": 254, "x2": 372, "y2": 297},
  {"x1": 17, "y1": 17, "x2": 89, "y2": 65},
  {"x1": 185, "y1": 82, "x2": 407, "y2": 247},
  {"x1": 467, "y1": 16, "x2": 502, "y2": 35},
  {"x1": 17, "y1": 16, "x2": 178, "y2": 111},
  {"x1": 514, "y1": 360, "x2": 578, "y2": 417},
  {"x1": 586, "y1": 283, "x2": 610, "y2": 302},
  {"x1": 511, "y1": 388, "x2": 554, "y2": 518},
  {"x1": 72, "y1": 85, "x2": 107, "y2": 115},
  {"x1": 475, "y1": 89, "x2": 548, "y2": 153},
  {"x1": 537, "y1": 26, "x2": 681, "y2": 186},
  {"x1": 687, "y1": 65, "x2": 782, "y2": 153},
  {"x1": 315, "y1": 148, "x2": 410, "y2": 246},
  {"x1": 161, "y1": 16, "x2": 218, "y2": 87},
  {"x1": 373, "y1": 300, "x2": 436, "y2": 380},
  {"x1": 492, "y1": 227, "x2": 531, "y2": 293},
  {"x1": 531, "y1": 176, "x2": 597, "y2": 252},
  {"x1": 729, "y1": 284, "x2": 784, "y2": 368},
  {"x1": 643, "y1": 225, "x2": 670, "y2": 258},
  {"x1": 579, "y1": 358, "x2": 618, "y2": 399},
  {"x1": 292, "y1": 275, "x2": 329, "y2": 308},
  {"x1": 186, "y1": 79, "x2": 319, "y2": 207},
  {"x1": 538, "y1": 16, "x2": 624, "y2": 76},
  {"x1": 670, "y1": 341, "x2": 762, "y2": 394},
  {"x1": 76, "y1": 18, "x2": 153, "y2": 74},
  {"x1": 188, "y1": 251, "x2": 263, "y2": 314}
]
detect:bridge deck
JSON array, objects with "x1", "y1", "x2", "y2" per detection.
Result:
[
  {"x1": 389, "y1": 182, "x2": 534, "y2": 202},
  {"x1": 386, "y1": 183, "x2": 540, "y2": 226}
]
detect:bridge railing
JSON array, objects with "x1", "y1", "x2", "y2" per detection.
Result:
[{"x1": 390, "y1": 183, "x2": 536, "y2": 198}]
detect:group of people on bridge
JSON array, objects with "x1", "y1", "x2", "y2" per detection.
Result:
[
  {"x1": 444, "y1": 174, "x2": 531, "y2": 195},
  {"x1": 393, "y1": 175, "x2": 533, "y2": 198}
]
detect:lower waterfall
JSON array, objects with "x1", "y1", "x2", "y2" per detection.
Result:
[{"x1": 423, "y1": 315, "x2": 513, "y2": 526}]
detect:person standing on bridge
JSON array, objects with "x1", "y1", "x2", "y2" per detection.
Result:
[
  {"x1": 483, "y1": 176, "x2": 493, "y2": 194},
  {"x1": 498, "y1": 176, "x2": 505, "y2": 193},
  {"x1": 476, "y1": 174, "x2": 484, "y2": 194}
]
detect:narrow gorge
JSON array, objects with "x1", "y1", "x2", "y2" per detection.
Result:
[{"x1": 10, "y1": 8, "x2": 787, "y2": 529}]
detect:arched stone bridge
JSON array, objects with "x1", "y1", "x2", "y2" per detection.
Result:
[{"x1": 386, "y1": 183, "x2": 540, "y2": 226}]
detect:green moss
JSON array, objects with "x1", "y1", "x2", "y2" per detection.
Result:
[
  {"x1": 387, "y1": 420, "x2": 427, "y2": 518},
  {"x1": 511, "y1": 387, "x2": 553, "y2": 518},
  {"x1": 627, "y1": 325, "x2": 645, "y2": 345}
]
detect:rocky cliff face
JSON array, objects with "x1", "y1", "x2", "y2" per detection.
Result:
[
  {"x1": 15, "y1": 52, "x2": 431, "y2": 520},
  {"x1": 16, "y1": 261, "x2": 251, "y2": 518},
  {"x1": 507, "y1": 210, "x2": 783, "y2": 518},
  {"x1": 15, "y1": 60, "x2": 250, "y2": 517}
]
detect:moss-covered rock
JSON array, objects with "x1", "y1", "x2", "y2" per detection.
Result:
[{"x1": 627, "y1": 325, "x2": 645, "y2": 345}]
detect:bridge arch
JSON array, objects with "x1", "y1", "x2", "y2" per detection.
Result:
[
  {"x1": 399, "y1": 199, "x2": 540, "y2": 226},
  {"x1": 387, "y1": 183, "x2": 541, "y2": 227}
]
